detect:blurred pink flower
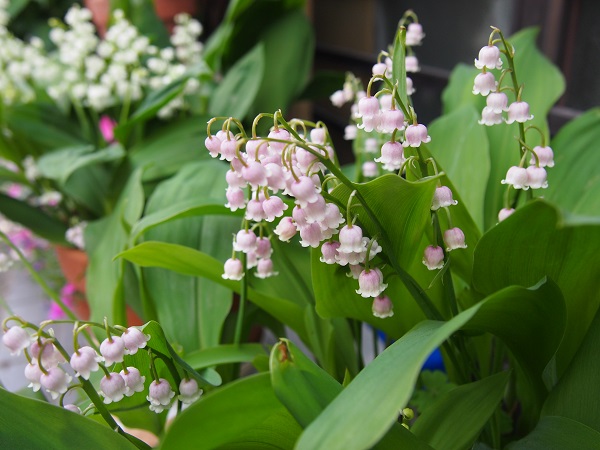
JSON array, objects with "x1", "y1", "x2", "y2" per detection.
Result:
[{"x1": 99, "y1": 116, "x2": 117, "y2": 143}]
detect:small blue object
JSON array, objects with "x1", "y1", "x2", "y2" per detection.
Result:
[{"x1": 422, "y1": 348, "x2": 445, "y2": 372}]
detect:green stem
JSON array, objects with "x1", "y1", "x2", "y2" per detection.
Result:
[{"x1": 233, "y1": 252, "x2": 248, "y2": 345}]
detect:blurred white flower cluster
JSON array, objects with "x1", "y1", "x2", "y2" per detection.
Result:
[{"x1": 0, "y1": 3, "x2": 205, "y2": 119}]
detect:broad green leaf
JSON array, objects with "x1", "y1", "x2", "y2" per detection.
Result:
[
  {"x1": 142, "y1": 321, "x2": 221, "y2": 387},
  {"x1": 117, "y1": 242, "x2": 308, "y2": 342},
  {"x1": 37, "y1": 144, "x2": 124, "y2": 184},
  {"x1": 0, "y1": 388, "x2": 140, "y2": 450},
  {"x1": 184, "y1": 343, "x2": 267, "y2": 369},
  {"x1": 442, "y1": 64, "x2": 483, "y2": 115},
  {"x1": 271, "y1": 339, "x2": 425, "y2": 449},
  {"x1": 506, "y1": 416, "x2": 600, "y2": 450},
  {"x1": 542, "y1": 305, "x2": 600, "y2": 432},
  {"x1": 428, "y1": 105, "x2": 490, "y2": 231},
  {"x1": 131, "y1": 198, "x2": 240, "y2": 243},
  {"x1": 0, "y1": 193, "x2": 68, "y2": 244},
  {"x1": 223, "y1": 0, "x2": 255, "y2": 22},
  {"x1": 296, "y1": 281, "x2": 562, "y2": 450},
  {"x1": 544, "y1": 108, "x2": 600, "y2": 216},
  {"x1": 138, "y1": 160, "x2": 237, "y2": 351},
  {"x1": 249, "y1": 10, "x2": 314, "y2": 116},
  {"x1": 0, "y1": 166, "x2": 27, "y2": 184},
  {"x1": 86, "y1": 169, "x2": 145, "y2": 324},
  {"x1": 160, "y1": 373, "x2": 302, "y2": 450},
  {"x1": 129, "y1": 117, "x2": 211, "y2": 181},
  {"x1": 208, "y1": 42, "x2": 265, "y2": 119},
  {"x1": 473, "y1": 200, "x2": 600, "y2": 374},
  {"x1": 412, "y1": 372, "x2": 510, "y2": 450}
]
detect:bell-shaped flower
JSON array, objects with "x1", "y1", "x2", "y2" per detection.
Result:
[
  {"x1": 290, "y1": 176, "x2": 321, "y2": 207},
  {"x1": 362, "y1": 161, "x2": 378, "y2": 178},
  {"x1": 245, "y1": 199, "x2": 267, "y2": 222},
  {"x1": 406, "y1": 23, "x2": 425, "y2": 46},
  {"x1": 178, "y1": 378, "x2": 202, "y2": 404},
  {"x1": 274, "y1": 217, "x2": 297, "y2": 242},
  {"x1": 255, "y1": 237, "x2": 272, "y2": 259},
  {"x1": 473, "y1": 72, "x2": 497, "y2": 96},
  {"x1": 344, "y1": 125, "x2": 357, "y2": 140},
  {"x1": 478, "y1": 106, "x2": 503, "y2": 126},
  {"x1": 422, "y1": 245, "x2": 444, "y2": 270},
  {"x1": 2, "y1": 326, "x2": 32, "y2": 356},
  {"x1": 241, "y1": 161, "x2": 267, "y2": 189},
  {"x1": 225, "y1": 187, "x2": 246, "y2": 212},
  {"x1": 320, "y1": 241, "x2": 340, "y2": 264},
  {"x1": 498, "y1": 208, "x2": 515, "y2": 222},
  {"x1": 30, "y1": 339, "x2": 65, "y2": 369},
  {"x1": 356, "y1": 267, "x2": 387, "y2": 298},
  {"x1": 372, "y1": 62, "x2": 387, "y2": 77},
  {"x1": 255, "y1": 258, "x2": 277, "y2": 279},
  {"x1": 122, "y1": 327, "x2": 150, "y2": 355},
  {"x1": 147, "y1": 378, "x2": 175, "y2": 413},
  {"x1": 431, "y1": 186, "x2": 458, "y2": 210},
  {"x1": 338, "y1": 225, "x2": 366, "y2": 253},
  {"x1": 24, "y1": 362, "x2": 43, "y2": 392},
  {"x1": 530, "y1": 146, "x2": 554, "y2": 168},
  {"x1": 486, "y1": 92, "x2": 509, "y2": 113},
  {"x1": 263, "y1": 196, "x2": 288, "y2": 222},
  {"x1": 443, "y1": 227, "x2": 468, "y2": 252},
  {"x1": 233, "y1": 229, "x2": 257, "y2": 253},
  {"x1": 120, "y1": 367, "x2": 146, "y2": 397},
  {"x1": 378, "y1": 109, "x2": 405, "y2": 134},
  {"x1": 64, "y1": 404, "x2": 82, "y2": 414},
  {"x1": 372, "y1": 295, "x2": 394, "y2": 318},
  {"x1": 299, "y1": 223, "x2": 324, "y2": 248},
  {"x1": 267, "y1": 128, "x2": 291, "y2": 153},
  {"x1": 222, "y1": 258, "x2": 243, "y2": 281},
  {"x1": 501, "y1": 166, "x2": 529, "y2": 190},
  {"x1": 505, "y1": 101, "x2": 534, "y2": 124},
  {"x1": 100, "y1": 372, "x2": 127, "y2": 404},
  {"x1": 375, "y1": 141, "x2": 405, "y2": 171},
  {"x1": 40, "y1": 367, "x2": 72, "y2": 400},
  {"x1": 70, "y1": 346, "x2": 102, "y2": 379},
  {"x1": 526, "y1": 166, "x2": 548, "y2": 189},
  {"x1": 403, "y1": 124, "x2": 431, "y2": 148},
  {"x1": 405, "y1": 55, "x2": 420, "y2": 73},
  {"x1": 100, "y1": 336, "x2": 126, "y2": 366},
  {"x1": 474, "y1": 45, "x2": 503, "y2": 70}
]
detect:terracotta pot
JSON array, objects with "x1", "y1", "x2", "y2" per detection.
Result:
[
  {"x1": 84, "y1": 0, "x2": 198, "y2": 36},
  {"x1": 53, "y1": 245, "x2": 143, "y2": 326}
]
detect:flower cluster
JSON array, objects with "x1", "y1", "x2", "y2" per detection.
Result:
[
  {"x1": 1, "y1": 318, "x2": 202, "y2": 415},
  {"x1": 46, "y1": 5, "x2": 203, "y2": 118},
  {"x1": 472, "y1": 29, "x2": 555, "y2": 221}
]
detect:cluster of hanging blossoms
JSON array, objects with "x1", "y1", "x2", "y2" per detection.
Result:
[
  {"x1": 206, "y1": 13, "x2": 469, "y2": 319},
  {"x1": 2, "y1": 317, "x2": 202, "y2": 415}
]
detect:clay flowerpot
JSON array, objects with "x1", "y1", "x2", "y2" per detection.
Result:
[
  {"x1": 84, "y1": 0, "x2": 198, "y2": 36},
  {"x1": 53, "y1": 245, "x2": 143, "y2": 326}
]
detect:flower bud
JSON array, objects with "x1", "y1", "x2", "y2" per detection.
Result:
[
  {"x1": 372, "y1": 295, "x2": 394, "y2": 318},
  {"x1": 422, "y1": 245, "x2": 444, "y2": 270},
  {"x1": 222, "y1": 258, "x2": 243, "y2": 281},
  {"x1": 2, "y1": 326, "x2": 31, "y2": 356},
  {"x1": 431, "y1": 186, "x2": 458, "y2": 210},
  {"x1": 179, "y1": 378, "x2": 202, "y2": 404}
]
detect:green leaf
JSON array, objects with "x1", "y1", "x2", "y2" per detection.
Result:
[
  {"x1": 129, "y1": 117, "x2": 210, "y2": 181},
  {"x1": 473, "y1": 200, "x2": 600, "y2": 374},
  {"x1": 428, "y1": 105, "x2": 490, "y2": 231},
  {"x1": 391, "y1": 26, "x2": 408, "y2": 110},
  {"x1": 542, "y1": 305, "x2": 600, "y2": 432},
  {"x1": 296, "y1": 281, "x2": 562, "y2": 450},
  {"x1": 544, "y1": 108, "x2": 600, "y2": 216},
  {"x1": 137, "y1": 160, "x2": 237, "y2": 351},
  {"x1": 412, "y1": 372, "x2": 510, "y2": 450},
  {"x1": 86, "y1": 169, "x2": 145, "y2": 323},
  {"x1": 208, "y1": 42, "x2": 265, "y2": 119},
  {"x1": 117, "y1": 242, "x2": 308, "y2": 342},
  {"x1": 0, "y1": 388, "x2": 139, "y2": 450},
  {"x1": 249, "y1": 10, "x2": 314, "y2": 116},
  {"x1": 37, "y1": 144, "x2": 125, "y2": 184},
  {"x1": 0, "y1": 193, "x2": 68, "y2": 244},
  {"x1": 142, "y1": 321, "x2": 221, "y2": 386},
  {"x1": 506, "y1": 416, "x2": 600, "y2": 450},
  {"x1": 160, "y1": 373, "x2": 302, "y2": 450},
  {"x1": 184, "y1": 343, "x2": 267, "y2": 370},
  {"x1": 442, "y1": 64, "x2": 483, "y2": 115},
  {"x1": 0, "y1": 166, "x2": 28, "y2": 184}
]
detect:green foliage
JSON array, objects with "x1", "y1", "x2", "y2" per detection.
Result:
[
  {"x1": 410, "y1": 370, "x2": 457, "y2": 413},
  {"x1": 0, "y1": 388, "x2": 140, "y2": 450}
]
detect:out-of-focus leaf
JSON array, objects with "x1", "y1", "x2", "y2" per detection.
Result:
[
  {"x1": 184, "y1": 344, "x2": 267, "y2": 370},
  {"x1": 37, "y1": 144, "x2": 124, "y2": 184},
  {"x1": 412, "y1": 372, "x2": 510, "y2": 450},
  {"x1": 506, "y1": 416, "x2": 600, "y2": 450},
  {"x1": 208, "y1": 42, "x2": 264, "y2": 119},
  {"x1": 0, "y1": 193, "x2": 68, "y2": 244},
  {"x1": 544, "y1": 108, "x2": 600, "y2": 216}
]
